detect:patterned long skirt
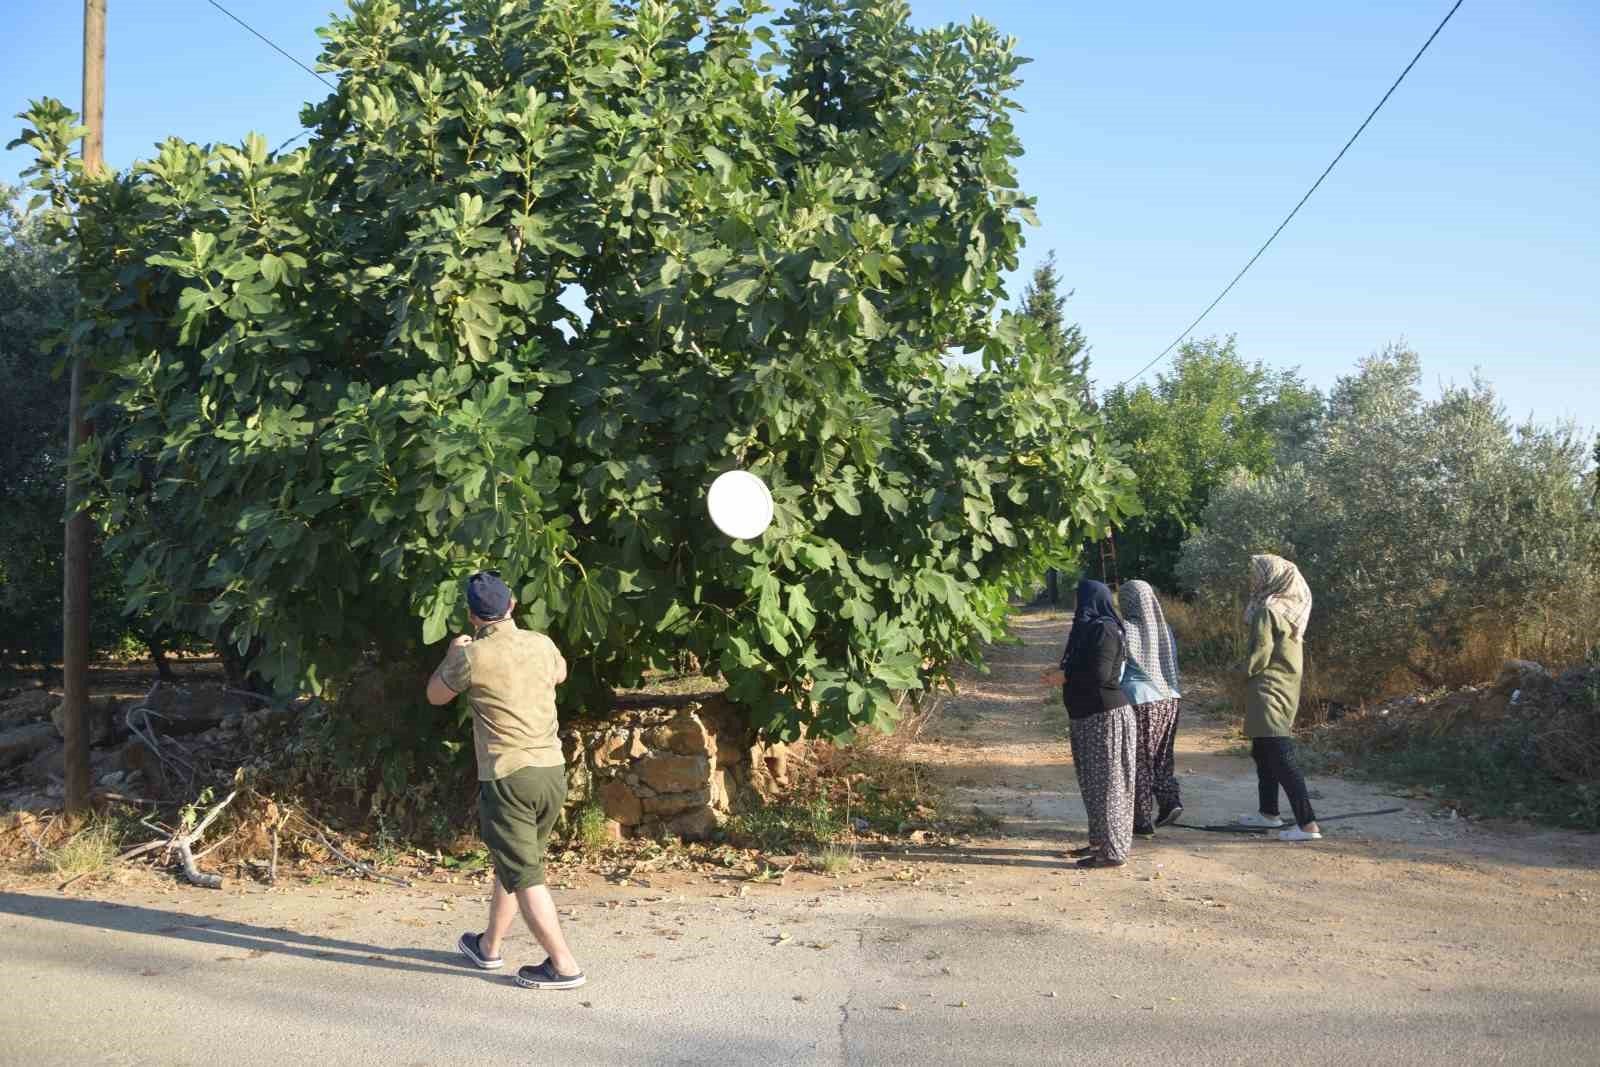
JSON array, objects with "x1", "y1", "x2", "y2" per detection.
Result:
[
  {"x1": 1133, "y1": 698, "x2": 1182, "y2": 828},
  {"x1": 1069, "y1": 707, "x2": 1137, "y2": 862}
]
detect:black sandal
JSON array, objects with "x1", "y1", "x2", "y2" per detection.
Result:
[{"x1": 1076, "y1": 855, "x2": 1127, "y2": 869}]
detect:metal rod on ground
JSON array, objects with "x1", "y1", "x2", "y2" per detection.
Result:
[{"x1": 61, "y1": 0, "x2": 108, "y2": 814}]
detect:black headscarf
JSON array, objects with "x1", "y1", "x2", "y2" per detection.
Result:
[{"x1": 1060, "y1": 578, "x2": 1123, "y2": 671}]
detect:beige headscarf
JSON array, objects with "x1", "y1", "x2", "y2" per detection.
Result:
[{"x1": 1245, "y1": 554, "x2": 1313, "y2": 642}]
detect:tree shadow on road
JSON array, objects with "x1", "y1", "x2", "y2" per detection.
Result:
[{"x1": 0, "y1": 891, "x2": 485, "y2": 979}]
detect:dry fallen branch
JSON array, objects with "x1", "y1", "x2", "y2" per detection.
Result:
[
  {"x1": 269, "y1": 806, "x2": 290, "y2": 886},
  {"x1": 129, "y1": 789, "x2": 239, "y2": 889},
  {"x1": 309, "y1": 828, "x2": 411, "y2": 888},
  {"x1": 94, "y1": 792, "x2": 159, "y2": 806},
  {"x1": 113, "y1": 838, "x2": 168, "y2": 864},
  {"x1": 174, "y1": 838, "x2": 221, "y2": 890},
  {"x1": 194, "y1": 826, "x2": 238, "y2": 862},
  {"x1": 20, "y1": 814, "x2": 58, "y2": 861},
  {"x1": 125, "y1": 699, "x2": 197, "y2": 788}
]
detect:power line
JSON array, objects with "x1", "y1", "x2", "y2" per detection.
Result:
[
  {"x1": 1117, "y1": 0, "x2": 1465, "y2": 389},
  {"x1": 202, "y1": 0, "x2": 336, "y2": 91},
  {"x1": 272, "y1": 128, "x2": 312, "y2": 155}
]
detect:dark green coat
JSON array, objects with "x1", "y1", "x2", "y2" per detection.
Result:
[{"x1": 1244, "y1": 609, "x2": 1304, "y2": 738}]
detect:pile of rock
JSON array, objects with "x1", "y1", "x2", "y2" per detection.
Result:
[
  {"x1": 562, "y1": 696, "x2": 795, "y2": 842},
  {"x1": 0, "y1": 681, "x2": 263, "y2": 809}
]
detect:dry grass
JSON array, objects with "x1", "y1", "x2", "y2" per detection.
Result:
[
  {"x1": 44, "y1": 818, "x2": 121, "y2": 882},
  {"x1": 1162, "y1": 595, "x2": 1248, "y2": 673},
  {"x1": 811, "y1": 843, "x2": 855, "y2": 876}
]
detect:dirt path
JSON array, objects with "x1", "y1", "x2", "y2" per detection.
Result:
[{"x1": 2, "y1": 611, "x2": 1598, "y2": 1064}]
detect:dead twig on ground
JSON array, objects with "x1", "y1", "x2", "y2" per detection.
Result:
[
  {"x1": 194, "y1": 826, "x2": 238, "y2": 862},
  {"x1": 94, "y1": 792, "x2": 159, "y2": 806},
  {"x1": 309, "y1": 827, "x2": 411, "y2": 888},
  {"x1": 55, "y1": 870, "x2": 94, "y2": 892},
  {"x1": 19, "y1": 814, "x2": 58, "y2": 861},
  {"x1": 113, "y1": 838, "x2": 168, "y2": 864},
  {"x1": 134, "y1": 789, "x2": 238, "y2": 889},
  {"x1": 174, "y1": 838, "x2": 220, "y2": 889},
  {"x1": 269, "y1": 805, "x2": 289, "y2": 886},
  {"x1": 125, "y1": 685, "x2": 198, "y2": 790}
]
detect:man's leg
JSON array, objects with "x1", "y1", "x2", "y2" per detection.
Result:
[
  {"x1": 478, "y1": 878, "x2": 520, "y2": 960},
  {"x1": 513, "y1": 883, "x2": 580, "y2": 976}
]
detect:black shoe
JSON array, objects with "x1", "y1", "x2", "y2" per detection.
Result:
[
  {"x1": 1133, "y1": 824, "x2": 1156, "y2": 837},
  {"x1": 515, "y1": 959, "x2": 586, "y2": 990},
  {"x1": 1063, "y1": 846, "x2": 1097, "y2": 859},
  {"x1": 1156, "y1": 803, "x2": 1184, "y2": 828},
  {"x1": 456, "y1": 931, "x2": 504, "y2": 970},
  {"x1": 1076, "y1": 855, "x2": 1127, "y2": 869}
]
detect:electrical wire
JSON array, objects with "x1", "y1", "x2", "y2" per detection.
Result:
[
  {"x1": 201, "y1": 0, "x2": 336, "y2": 90},
  {"x1": 1117, "y1": 0, "x2": 1465, "y2": 388},
  {"x1": 272, "y1": 128, "x2": 312, "y2": 155}
]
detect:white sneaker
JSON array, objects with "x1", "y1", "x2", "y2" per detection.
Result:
[
  {"x1": 1279, "y1": 827, "x2": 1322, "y2": 842},
  {"x1": 1236, "y1": 813, "x2": 1284, "y2": 828}
]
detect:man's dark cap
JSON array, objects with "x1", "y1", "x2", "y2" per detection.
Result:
[{"x1": 466, "y1": 570, "x2": 512, "y2": 620}]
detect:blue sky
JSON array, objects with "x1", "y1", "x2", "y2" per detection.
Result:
[{"x1": 4, "y1": 1, "x2": 1596, "y2": 430}]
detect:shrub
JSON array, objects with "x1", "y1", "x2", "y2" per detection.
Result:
[
  {"x1": 1301, "y1": 666, "x2": 1600, "y2": 830},
  {"x1": 1177, "y1": 346, "x2": 1600, "y2": 700}
]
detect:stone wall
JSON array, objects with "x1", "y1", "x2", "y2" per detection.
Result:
[
  {"x1": 1, "y1": 679, "x2": 805, "y2": 845},
  {"x1": 560, "y1": 696, "x2": 796, "y2": 842}
]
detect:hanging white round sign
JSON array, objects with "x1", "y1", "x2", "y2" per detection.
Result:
[{"x1": 706, "y1": 470, "x2": 774, "y2": 540}]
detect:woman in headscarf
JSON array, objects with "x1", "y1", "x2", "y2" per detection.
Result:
[
  {"x1": 1118, "y1": 580, "x2": 1183, "y2": 835},
  {"x1": 1040, "y1": 578, "x2": 1136, "y2": 868},
  {"x1": 1237, "y1": 554, "x2": 1322, "y2": 841}
]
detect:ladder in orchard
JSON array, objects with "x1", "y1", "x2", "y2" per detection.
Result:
[{"x1": 1098, "y1": 529, "x2": 1120, "y2": 591}]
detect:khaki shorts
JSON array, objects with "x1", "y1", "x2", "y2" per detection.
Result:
[{"x1": 478, "y1": 764, "x2": 566, "y2": 892}]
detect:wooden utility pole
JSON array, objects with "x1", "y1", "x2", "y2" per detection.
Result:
[{"x1": 61, "y1": 0, "x2": 106, "y2": 814}]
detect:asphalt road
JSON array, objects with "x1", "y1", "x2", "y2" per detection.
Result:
[{"x1": 4, "y1": 814, "x2": 1598, "y2": 1066}]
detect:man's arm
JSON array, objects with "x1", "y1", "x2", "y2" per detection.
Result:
[{"x1": 426, "y1": 635, "x2": 472, "y2": 706}]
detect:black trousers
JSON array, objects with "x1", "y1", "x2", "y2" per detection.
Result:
[{"x1": 1251, "y1": 737, "x2": 1317, "y2": 828}]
